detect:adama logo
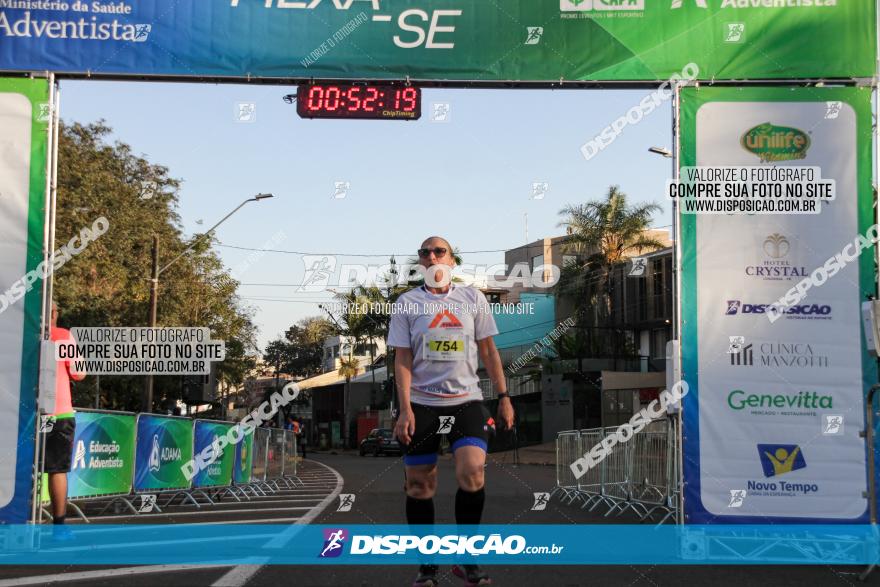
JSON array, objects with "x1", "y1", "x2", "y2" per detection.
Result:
[
  {"x1": 428, "y1": 310, "x2": 463, "y2": 329},
  {"x1": 741, "y1": 123, "x2": 810, "y2": 162}
]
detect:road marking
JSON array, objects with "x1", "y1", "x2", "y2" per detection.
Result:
[
  {"x1": 0, "y1": 564, "x2": 233, "y2": 586},
  {"x1": 212, "y1": 459, "x2": 343, "y2": 586},
  {"x1": 0, "y1": 463, "x2": 342, "y2": 587}
]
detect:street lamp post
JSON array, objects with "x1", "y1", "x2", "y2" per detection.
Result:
[{"x1": 142, "y1": 193, "x2": 274, "y2": 413}]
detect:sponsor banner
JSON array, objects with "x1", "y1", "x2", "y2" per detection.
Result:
[
  {"x1": 67, "y1": 411, "x2": 135, "y2": 498},
  {"x1": 0, "y1": 2, "x2": 873, "y2": 82},
  {"x1": 0, "y1": 524, "x2": 878, "y2": 565},
  {"x1": 679, "y1": 87, "x2": 876, "y2": 523},
  {"x1": 133, "y1": 415, "x2": 193, "y2": 492},
  {"x1": 0, "y1": 77, "x2": 48, "y2": 523},
  {"x1": 233, "y1": 431, "x2": 253, "y2": 484},
  {"x1": 192, "y1": 420, "x2": 234, "y2": 488}
]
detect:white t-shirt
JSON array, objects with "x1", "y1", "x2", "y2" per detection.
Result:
[{"x1": 387, "y1": 284, "x2": 499, "y2": 407}]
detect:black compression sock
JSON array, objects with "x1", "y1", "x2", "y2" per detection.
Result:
[
  {"x1": 52, "y1": 515, "x2": 66, "y2": 525},
  {"x1": 406, "y1": 495, "x2": 435, "y2": 525},
  {"x1": 455, "y1": 487, "x2": 485, "y2": 526}
]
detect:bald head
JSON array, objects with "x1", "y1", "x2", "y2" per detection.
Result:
[{"x1": 421, "y1": 236, "x2": 452, "y2": 251}]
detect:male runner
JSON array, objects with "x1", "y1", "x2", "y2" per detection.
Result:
[{"x1": 389, "y1": 236, "x2": 514, "y2": 587}]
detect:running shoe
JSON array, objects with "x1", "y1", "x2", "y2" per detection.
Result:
[
  {"x1": 452, "y1": 564, "x2": 491, "y2": 586},
  {"x1": 413, "y1": 564, "x2": 439, "y2": 587}
]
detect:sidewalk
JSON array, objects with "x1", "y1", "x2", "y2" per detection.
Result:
[{"x1": 488, "y1": 441, "x2": 556, "y2": 467}]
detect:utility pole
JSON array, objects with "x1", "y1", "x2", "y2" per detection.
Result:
[
  {"x1": 141, "y1": 194, "x2": 274, "y2": 414},
  {"x1": 143, "y1": 235, "x2": 159, "y2": 413}
]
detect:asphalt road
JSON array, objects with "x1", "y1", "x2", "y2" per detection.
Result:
[{"x1": 0, "y1": 452, "x2": 871, "y2": 587}]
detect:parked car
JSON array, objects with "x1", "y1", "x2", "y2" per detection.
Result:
[{"x1": 359, "y1": 428, "x2": 401, "y2": 457}]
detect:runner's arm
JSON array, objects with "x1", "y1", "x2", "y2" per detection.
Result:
[
  {"x1": 477, "y1": 337, "x2": 507, "y2": 395},
  {"x1": 394, "y1": 346, "x2": 414, "y2": 409}
]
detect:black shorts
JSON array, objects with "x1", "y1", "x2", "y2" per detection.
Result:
[
  {"x1": 399, "y1": 401, "x2": 494, "y2": 467},
  {"x1": 42, "y1": 417, "x2": 76, "y2": 474}
]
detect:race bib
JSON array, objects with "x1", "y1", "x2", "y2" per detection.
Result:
[{"x1": 423, "y1": 333, "x2": 467, "y2": 361}]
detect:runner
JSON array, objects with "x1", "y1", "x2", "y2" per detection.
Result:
[{"x1": 389, "y1": 236, "x2": 514, "y2": 587}]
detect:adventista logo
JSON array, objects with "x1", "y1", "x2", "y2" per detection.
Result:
[
  {"x1": 0, "y1": 12, "x2": 154, "y2": 42},
  {"x1": 741, "y1": 123, "x2": 810, "y2": 162},
  {"x1": 757, "y1": 444, "x2": 806, "y2": 478},
  {"x1": 319, "y1": 528, "x2": 348, "y2": 558},
  {"x1": 72, "y1": 440, "x2": 86, "y2": 470}
]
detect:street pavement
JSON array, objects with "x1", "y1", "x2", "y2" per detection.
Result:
[{"x1": 0, "y1": 453, "x2": 870, "y2": 587}]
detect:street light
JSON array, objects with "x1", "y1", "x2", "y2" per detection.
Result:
[
  {"x1": 143, "y1": 193, "x2": 274, "y2": 413},
  {"x1": 648, "y1": 146, "x2": 672, "y2": 158}
]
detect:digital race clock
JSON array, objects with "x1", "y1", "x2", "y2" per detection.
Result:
[{"x1": 296, "y1": 84, "x2": 421, "y2": 120}]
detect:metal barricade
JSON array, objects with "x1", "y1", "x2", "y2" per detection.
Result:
[
  {"x1": 266, "y1": 428, "x2": 285, "y2": 488},
  {"x1": 554, "y1": 419, "x2": 680, "y2": 526},
  {"x1": 251, "y1": 427, "x2": 270, "y2": 485},
  {"x1": 550, "y1": 430, "x2": 582, "y2": 503},
  {"x1": 281, "y1": 429, "x2": 301, "y2": 487},
  {"x1": 600, "y1": 426, "x2": 631, "y2": 515},
  {"x1": 576, "y1": 428, "x2": 614, "y2": 511},
  {"x1": 628, "y1": 421, "x2": 672, "y2": 521}
]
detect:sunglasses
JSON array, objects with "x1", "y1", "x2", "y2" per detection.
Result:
[{"x1": 417, "y1": 247, "x2": 448, "y2": 258}]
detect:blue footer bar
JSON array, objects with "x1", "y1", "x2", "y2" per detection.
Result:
[{"x1": 1, "y1": 525, "x2": 878, "y2": 565}]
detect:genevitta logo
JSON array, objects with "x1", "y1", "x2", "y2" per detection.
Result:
[{"x1": 724, "y1": 300, "x2": 831, "y2": 320}]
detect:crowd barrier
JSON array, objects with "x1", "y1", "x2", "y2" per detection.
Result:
[
  {"x1": 38, "y1": 409, "x2": 302, "y2": 523},
  {"x1": 551, "y1": 419, "x2": 679, "y2": 525}
]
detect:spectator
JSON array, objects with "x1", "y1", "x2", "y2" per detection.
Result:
[{"x1": 44, "y1": 303, "x2": 85, "y2": 539}]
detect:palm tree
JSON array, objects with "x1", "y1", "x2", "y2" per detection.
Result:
[
  {"x1": 337, "y1": 356, "x2": 360, "y2": 449},
  {"x1": 557, "y1": 186, "x2": 664, "y2": 324}
]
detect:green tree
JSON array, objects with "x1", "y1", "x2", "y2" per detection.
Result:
[{"x1": 54, "y1": 121, "x2": 257, "y2": 410}]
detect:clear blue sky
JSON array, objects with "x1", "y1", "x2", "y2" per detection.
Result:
[{"x1": 59, "y1": 81, "x2": 673, "y2": 350}]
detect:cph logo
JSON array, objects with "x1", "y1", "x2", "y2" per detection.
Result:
[
  {"x1": 149, "y1": 435, "x2": 161, "y2": 472},
  {"x1": 319, "y1": 528, "x2": 348, "y2": 558}
]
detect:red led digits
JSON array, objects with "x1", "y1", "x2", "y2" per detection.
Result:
[
  {"x1": 402, "y1": 87, "x2": 417, "y2": 112},
  {"x1": 296, "y1": 84, "x2": 420, "y2": 119},
  {"x1": 363, "y1": 87, "x2": 379, "y2": 112},
  {"x1": 346, "y1": 86, "x2": 362, "y2": 111},
  {"x1": 306, "y1": 85, "x2": 323, "y2": 111}
]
